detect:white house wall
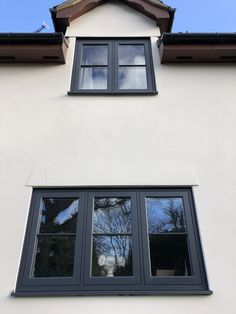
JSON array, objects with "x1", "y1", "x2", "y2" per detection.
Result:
[{"x1": 0, "y1": 1, "x2": 236, "y2": 314}]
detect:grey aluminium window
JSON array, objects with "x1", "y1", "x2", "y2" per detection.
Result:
[
  {"x1": 69, "y1": 39, "x2": 157, "y2": 94},
  {"x1": 13, "y1": 188, "x2": 211, "y2": 296}
]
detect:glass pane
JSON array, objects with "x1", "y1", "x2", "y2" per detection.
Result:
[
  {"x1": 33, "y1": 236, "x2": 75, "y2": 277},
  {"x1": 119, "y1": 45, "x2": 145, "y2": 65},
  {"x1": 82, "y1": 45, "x2": 108, "y2": 65},
  {"x1": 118, "y1": 67, "x2": 147, "y2": 90},
  {"x1": 146, "y1": 198, "x2": 186, "y2": 233},
  {"x1": 92, "y1": 236, "x2": 133, "y2": 277},
  {"x1": 40, "y1": 198, "x2": 79, "y2": 233},
  {"x1": 149, "y1": 234, "x2": 191, "y2": 276},
  {"x1": 93, "y1": 197, "x2": 131, "y2": 234},
  {"x1": 79, "y1": 68, "x2": 107, "y2": 90}
]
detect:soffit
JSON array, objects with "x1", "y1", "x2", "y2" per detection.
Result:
[
  {"x1": 0, "y1": 33, "x2": 68, "y2": 63},
  {"x1": 159, "y1": 33, "x2": 236, "y2": 63}
]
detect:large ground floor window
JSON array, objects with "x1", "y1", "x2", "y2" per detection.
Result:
[{"x1": 13, "y1": 188, "x2": 211, "y2": 296}]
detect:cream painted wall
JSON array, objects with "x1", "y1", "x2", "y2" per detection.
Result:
[
  {"x1": 66, "y1": 1, "x2": 160, "y2": 37},
  {"x1": 0, "y1": 1, "x2": 236, "y2": 314}
]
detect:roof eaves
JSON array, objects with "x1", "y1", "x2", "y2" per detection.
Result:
[
  {"x1": 51, "y1": 0, "x2": 175, "y2": 33},
  {"x1": 158, "y1": 32, "x2": 236, "y2": 63},
  {"x1": 0, "y1": 32, "x2": 69, "y2": 63}
]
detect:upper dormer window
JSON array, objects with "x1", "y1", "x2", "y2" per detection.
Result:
[{"x1": 69, "y1": 39, "x2": 157, "y2": 94}]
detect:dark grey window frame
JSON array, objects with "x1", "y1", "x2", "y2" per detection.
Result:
[
  {"x1": 69, "y1": 38, "x2": 157, "y2": 95},
  {"x1": 13, "y1": 188, "x2": 212, "y2": 297}
]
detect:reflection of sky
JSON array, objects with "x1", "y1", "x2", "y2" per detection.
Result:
[
  {"x1": 82, "y1": 45, "x2": 108, "y2": 65},
  {"x1": 94, "y1": 235, "x2": 131, "y2": 258},
  {"x1": 147, "y1": 198, "x2": 185, "y2": 233},
  {"x1": 119, "y1": 67, "x2": 147, "y2": 90},
  {"x1": 93, "y1": 235, "x2": 132, "y2": 276},
  {"x1": 79, "y1": 68, "x2": 107, "y2": 89},
  {"x1": 93, "y1": 198, "x2": 131, "y2": 234},
  {"x1": 53, "y1": 200, "x2": 79, "y2": 226},
  {"x1": 119, "y1": 45, "x2": 145, "y2": 65}
]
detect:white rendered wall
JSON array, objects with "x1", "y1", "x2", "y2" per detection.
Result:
[
  {"x1": 66, "y1": 1, "x2": 161, "y2": 37},
  {"x1": 0, "y1": 2, "x2": 236, "y2": 314}
]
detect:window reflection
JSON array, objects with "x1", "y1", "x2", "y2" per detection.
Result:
[
  {"x1": 147, "y1": 198, "x2": 186, "y2": 233},
  {"x1": 82, "y1": 45, "x2": 108, "y2": 65},
  {"x1": 119, "y1": 45, "x2": 145, "y2": 65},
  {"x1": 34, "y1": 236, "x2": 75, "y2": 277},
  {"x1": 92, "y1": 236, "x2": 133, "y2": 277},
  {"x1": 119, "y1": 67, "x2": 147, "y2": 90},
  {"x1": 146, "y1": 197, "x2": 190, "y2": 277},
  {"x1": 79, "y1": 68, "x2": 107, "y2": 89},
  {"x1": 93, "y1": 197, "x2": 131, "y2": 234},
  {"x1": 34, "y1": 198, "x2": 79, "y2": 278},
  {"x1": 40, "y1": 198, "x2": 79, "y2": 233},
  {"x1": 91, "y1": 197, "x2": 133, "y2": 277}
]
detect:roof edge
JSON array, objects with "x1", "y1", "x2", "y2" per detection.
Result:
[
  {"x1": 0, "y1": 32, "x2": 69, "y2": 63},
  {"x1": 159, "y1": 32, "x2": 236, "y2": 63},
  {"x1": 50, "y1": 0, "x2": 175, "y2": 34}
]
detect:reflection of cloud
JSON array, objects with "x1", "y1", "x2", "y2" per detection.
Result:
[
  {"x1": 82, "y1": 46, "x2": 108, "y2": 65},
  {"x1": 119, "y1": 67, "x2": 147, "y2": 90},
  {"x1": 119, "y1": 45, "x2": 145, "y2": 65},
  {"x1": 54, "y1": 200, "x2": 79, "y2": 225},
  {"x1": 79, "y1": 68, "x2": 107, "y2": 89}
]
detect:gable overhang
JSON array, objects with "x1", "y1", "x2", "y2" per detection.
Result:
[
  {"x1": 50, "y1": 0, "x2": 175, "y2": 34},
  {"x1": 159, "y1": 33, "x2": 236, "y2": 63}
]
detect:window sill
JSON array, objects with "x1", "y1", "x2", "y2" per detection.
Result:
[
  {"x1": 11, "y1": 290, "x2": 213, "y2": 297},
  {"x1": 67, "y1": 91, "x2": 158, "y2": 96}
]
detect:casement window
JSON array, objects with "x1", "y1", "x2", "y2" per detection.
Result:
[
  {"x1": 13, "y1": 188, "x2": 211, "y2": 296},
  {"x1": 69, "y1": 39, "x2": 157, "y2": 94}
]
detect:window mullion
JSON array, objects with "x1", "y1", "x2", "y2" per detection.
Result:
[{"x1": 112, "y1": 40, "x2": 117, "y2": 92}]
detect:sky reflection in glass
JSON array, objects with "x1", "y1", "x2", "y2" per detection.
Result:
[
  {"x1": 79, "y1": 68, "x2": 107, "y2": 89},
  {"x1": 93, "y1": 197, "x2": 131, "y2": 234},
  {"x1": 119, "y1": 45, "x2": 145, "y2": 65},
  {"x1": 92, "y1": 197, "x2": 133, "y2": 277},
  {"x1": 92, "y1": 236, "x2": 133, "y2": 277},
  {"x1": 119, "y1": 67, "x2": 147, "y2": 89},
  {"x1": 40, "y1": 198, "x2": 79, "y2": 233},
  {"x1": 82, "y1": 45, "x2": 108, "y2": 65},
  {"x1": 146, "y1": 198, "x2": 186, "y2": 233}
]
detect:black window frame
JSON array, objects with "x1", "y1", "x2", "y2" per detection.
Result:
[
  {"x1": 13, "y1": 188, "x2": 212, "y2": 296},
  {"x1": 69, "y1": 38, "x2": 157, "y2": 95}
]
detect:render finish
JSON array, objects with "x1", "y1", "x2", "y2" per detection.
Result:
[{"x1": 0, "y1": 1, "x2": 236, "y2": 314}]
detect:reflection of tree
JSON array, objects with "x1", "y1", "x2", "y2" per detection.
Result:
[
  {"x1": 93, "y1": 198, "x2": 131, "y2": 233},
  {"x1": 92, "y1": 198, "x2": 132, "y2": 276},
  {"x1": 35, "y1": 236, "x2": 75, "y2": 277},
  {"x1": 34, "y1": 198, "x2": 78, "y2": 277},
  {"x1": 148, "y1": 199, "x2": 185, "y2": 233},
  {"x1": 92, "y1": 236, "x2": 132, "y2": 277},
  {"x1": 41, "y1": 198, "x2": 78, "y2": 233}
]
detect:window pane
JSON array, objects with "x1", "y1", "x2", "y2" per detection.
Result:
[
  {"x1": 40, "y1": 198, "x2": 79, "y2": 233},
  {"x1": 146, "y1": 198, "x2": 186, "y2": 233},
  {"x1": 93, "y1": 197, "x2": 131, "y2": 234},
  {"x1": 149, "y1": 234, "x2": 191, "y2": 276},
  {"x1": 92, "y1": 236, "x2": 133, "y2": 277},
  {"x1": 79, "y1": 68, "x2": 107, "y2": 89},
  {"x1": 119, "y1": 45, "x2": 145, "y2": 65},
  {"x1": 82, "y1": 45, "x2": 108, "y2": 65},
  {"x1": 33, "y1": 236, "x2": 75, "y2": 277},
  {"x1": 118, "y1": 67, "x2": 147, "y2": 90}
]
